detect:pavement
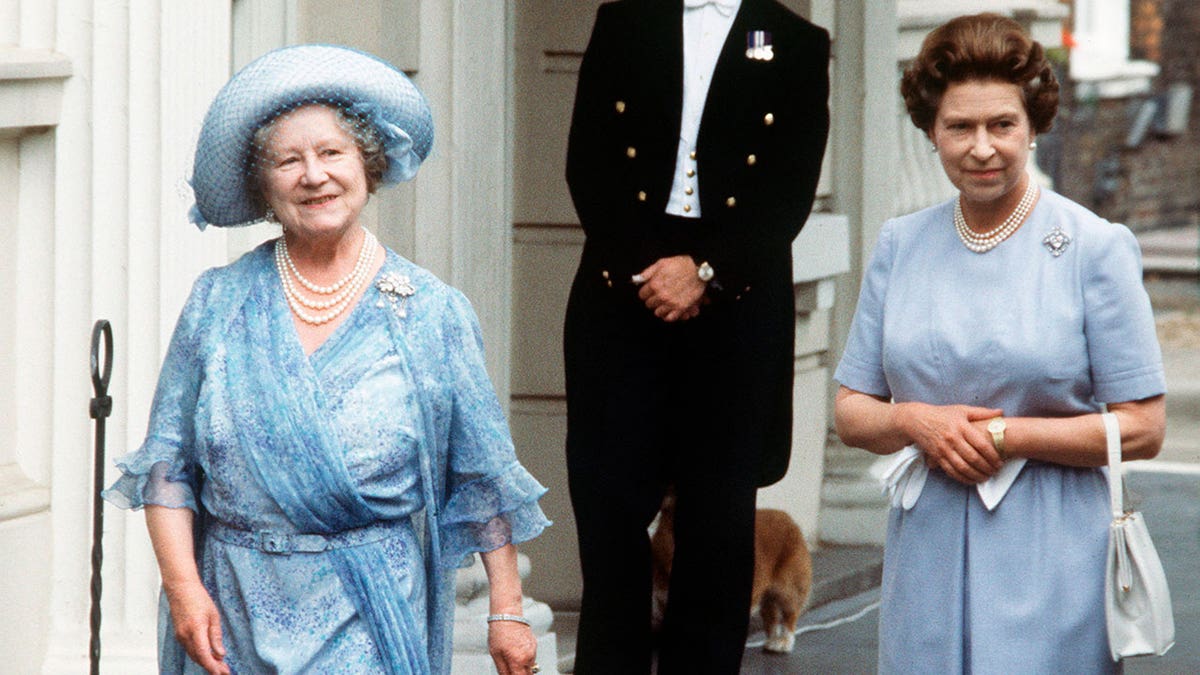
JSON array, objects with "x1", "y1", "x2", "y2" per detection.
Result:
[{"x1": 556, "y1": 224, "x2": 1200, "y2": 674}]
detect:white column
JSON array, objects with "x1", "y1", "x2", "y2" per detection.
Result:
[
  {"x1": 820, "y1": 0, "x2": 899, "y2": 545},
  {"x1": 42, "y1": 1, "x2": 232, "y2": 672},
  {"x1": 417, "y1": 2, "x2": 555, "y2": 669},
  {"x1": 757, "y1": 214, "x2": 851, "y2": 540},
  {"x1": 415, "y1": 0, "x2": 513, "y2": 403},
  {"x1": 42, "y1": 0, "x2": 103, "y2": 668}
]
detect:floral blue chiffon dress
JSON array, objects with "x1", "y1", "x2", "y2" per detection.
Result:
[{"x1": 104, "y1": 243, "x2": 550, "y2": 674}]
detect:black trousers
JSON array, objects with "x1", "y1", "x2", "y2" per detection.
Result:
[{"x1": 565, "y1": 272, "x2": 758, "y2": 675}]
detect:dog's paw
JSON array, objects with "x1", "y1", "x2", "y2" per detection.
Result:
[{"x1": 763, "y1": 624, "x2": 795, "y2": 654}]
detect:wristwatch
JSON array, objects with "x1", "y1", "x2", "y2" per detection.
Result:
[
  {"x1": 697, "y1": 261, "x2": 715, "y2": 283},
  {"x1": 987, "y1": 417, "x2": 1007, "y2": 458}
]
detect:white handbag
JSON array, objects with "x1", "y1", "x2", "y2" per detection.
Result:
[{"x1": 1102, "y1": 412, "x2": 1175, "y2": 661}]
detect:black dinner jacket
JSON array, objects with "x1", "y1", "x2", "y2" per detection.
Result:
[
  {"x1": 564, "y1": 0, "x2": 830, "y2": 486},
  {"x1": 566, "y1": 0, "x2": 830, "y2": 290}
]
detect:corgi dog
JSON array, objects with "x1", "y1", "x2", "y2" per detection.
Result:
[{"x1": 651, "y1": 492, "x2": 813, "y2": 653}]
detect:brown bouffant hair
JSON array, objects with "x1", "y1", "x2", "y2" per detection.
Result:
[{"x1": 901, "y1": 13, "x2": 1059, "y2": 134}]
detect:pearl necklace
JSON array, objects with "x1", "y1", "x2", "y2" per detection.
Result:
[
  {"x1": 274, "y1": 228, "x2": 377, "y2": 325},
  {"x1": 953, "y1": 181, "x2": 1039, "y2": 254},
  {"x1": 281, "y1": 227, "x2": 372, "y2": 294}
]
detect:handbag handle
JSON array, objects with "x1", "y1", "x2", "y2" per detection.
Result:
[{"x1": 1102, "y1": 412, "x2": 1124, "y2": 519}]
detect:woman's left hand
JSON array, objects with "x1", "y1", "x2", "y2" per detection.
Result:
[
  {"x1": 893, "y1": 401, "x2": 1004, "y2": 484},
  {"x1": 480, "y1": 543, "x2": 540, "y2": 674},
  {"x1": 488, "y1": 620, "x2": 539, "y2": 675}
]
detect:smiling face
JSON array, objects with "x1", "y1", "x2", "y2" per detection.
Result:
[
  {"x1": 257, "y1": 104, "x2": 370, "y2": 241},
  {"x1": 929, "y1": 79, "x2": 1035, "y2": 216}
]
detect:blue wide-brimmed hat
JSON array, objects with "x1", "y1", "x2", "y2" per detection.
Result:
[{"x1": 189, "y1": 44, "x2": 434, "y2": 229}]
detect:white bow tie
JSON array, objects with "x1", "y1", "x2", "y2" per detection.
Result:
[{"x1": 684, "y1": 0, "x2": 738, "y2": 18}]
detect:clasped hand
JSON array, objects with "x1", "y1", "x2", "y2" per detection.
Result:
[
  {"x1": 895, "y1": 402, "x2": 1005, "y2": 485},
  {"x1": 634, "y1": 255, "x2": 707, "y2": 322}
]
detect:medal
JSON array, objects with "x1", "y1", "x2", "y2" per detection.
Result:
[{"x1": 745, "y1": 30, "x2": 774, "y2": 61}]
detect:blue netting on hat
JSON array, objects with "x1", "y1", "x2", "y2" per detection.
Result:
[{"x1": 189, "y1": 44, "x2": 434, "y2": 229}]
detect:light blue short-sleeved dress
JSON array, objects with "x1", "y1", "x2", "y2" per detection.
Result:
[
  {"x1": 104, "y1": 243, "x2": 550, "y2": 674},
  {"x1": 835, "y1": 190, "x2": 1165, "y2": 674}
]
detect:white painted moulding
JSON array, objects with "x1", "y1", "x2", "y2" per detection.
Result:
[
  {"x1": 0, "y1": 462, "x2": 50, "y2": 520},
  {"x1": 0, "y1": 47, "x2": 72, "y2": 132},
  {"x1": 793, "y1": 212, "x2": 850, "y2": 284}
]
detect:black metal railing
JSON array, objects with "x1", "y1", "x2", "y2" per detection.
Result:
[{"x1": 89, "y1": 320, "x2": 113, "y2": 675}]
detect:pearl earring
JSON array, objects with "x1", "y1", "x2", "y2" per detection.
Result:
[
  {"x1": 931, "y1": 144, "x2": 939, "y2": 153},
  {"x1": 1029, "y1": 140, "x2": 1038, "y2": 150}
]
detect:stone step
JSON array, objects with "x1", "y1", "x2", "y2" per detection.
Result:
[
  {"x1": 818, "y1": 501, "x2": 888, "y2": 546},
  {"x1": 820, "y1": 468, "x2": 890, "y2": 546},
  {"x1": 823, "y1": 442, "x2": 883, "y2": 478},
  {"x1": 1148, "y1": 282, "x2": 1200, "y2": 315},
  {"x1": 1157, "y1": 441, "x2": 1200, "y2": 465},
  {"x1": 821, "y1": 474, "x2": 889, "y2": 507},
  {"x1": 1144, "y1": 255, "x2": 1199, "y2": 275},
  {"x1": 1138, "y1": 225, "x2": 1199, "y2": 272},
  {"x1": 1167, "y1": 380, "x2": 1200, "y2": 416}
]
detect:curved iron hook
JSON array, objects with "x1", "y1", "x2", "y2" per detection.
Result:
[{"x1": 90, "y1": 320, "x2": 113, "y2": 419}]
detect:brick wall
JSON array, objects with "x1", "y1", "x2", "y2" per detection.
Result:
[{"x1": 1047, "y1": 0, "x2": 1200, "y2": 232}]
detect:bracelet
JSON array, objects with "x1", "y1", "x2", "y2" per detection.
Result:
[{"x1": 486, "y1": 613, "x2": 531, "y2": 626}]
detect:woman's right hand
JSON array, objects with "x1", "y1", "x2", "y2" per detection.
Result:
[
  {"x1": 164, "y1": 579, "x2": 230, "y2": 675},
  {"x1": 145, "y1": 505, "x2": 230, "y2": 674},
  {"x1": 895, "y1": 402, "x2": 1004, "y2": 485}
]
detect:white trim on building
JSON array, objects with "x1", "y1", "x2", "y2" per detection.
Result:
[{"x1": 1071, "y1": 0, "x2": 1159, "y2": 99}]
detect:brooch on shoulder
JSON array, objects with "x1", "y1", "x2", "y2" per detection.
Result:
[
  {"x1": 1042, "y1": 225, "x2": 1071, "y2": 257},
  {"x1": 376, "y1": 273, "x2": 417, "y2": 318}
]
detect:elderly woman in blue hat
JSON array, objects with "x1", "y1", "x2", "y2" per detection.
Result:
[{"x1": 104, "y1": 45, "x2": 549, "y2": 675}]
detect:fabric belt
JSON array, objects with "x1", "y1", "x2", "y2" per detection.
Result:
[{"x1": 208, "y1": 519, "x2": 405, "y2": 555}]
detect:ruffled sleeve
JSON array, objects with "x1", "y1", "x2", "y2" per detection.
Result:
[
  {"x1": 102, "y1": 270, "x2": 215, "y2": 513},
  {"x1": 435, "y1": 289, "x2": 550, "y2": 567}
]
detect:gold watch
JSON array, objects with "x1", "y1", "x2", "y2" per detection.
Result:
[{"x1": 987, "y1": 417, "x2": 1007, "y2": 458}]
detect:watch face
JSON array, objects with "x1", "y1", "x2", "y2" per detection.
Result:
[
  {"x1": 988, "y1": 419, "x2": 1005, "y2": 433},
  {"x1": 698, "y1": 262, "x2": 714, "y2": 282}
]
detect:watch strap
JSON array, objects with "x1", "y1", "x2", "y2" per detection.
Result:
[{"x1": 988, "y1": 417, "x2": 1006, "y2": 457}]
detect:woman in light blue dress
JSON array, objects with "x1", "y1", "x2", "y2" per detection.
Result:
[
  {"x1": 833, "y1": 14, "x2": 1166, "y2": 674},
  {"x1": 103, "y1": 45, "x2": 549, "y2": 675}
]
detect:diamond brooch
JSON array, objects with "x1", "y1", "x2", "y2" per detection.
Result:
[
  {"x1": 1042, "y1": 225, "x2": 1071, "y2": 257},
  {"x1": 376, "y1": 273, "x2": 416, "y2": 318}
]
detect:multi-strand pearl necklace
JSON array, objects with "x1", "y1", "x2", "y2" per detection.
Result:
[
  {"x1": 274, "y1": 227, "x2": 377, "y2": 325},
  {"x1": 953, "y1": 180, "x2": 1039, "y2": 254}
]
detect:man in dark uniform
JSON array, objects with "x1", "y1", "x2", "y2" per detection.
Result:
[{"x1": 563, "y1": 0, "x2": 830, "y2": 672}]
